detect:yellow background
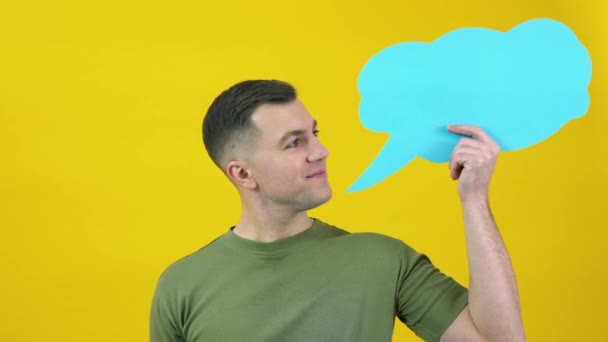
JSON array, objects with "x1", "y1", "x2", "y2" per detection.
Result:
[{"x1": 1, "y1": 0, "x2": 606, "y2": 341}]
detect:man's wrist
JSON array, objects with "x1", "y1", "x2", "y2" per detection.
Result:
[{"x1": 459, "y1": 194, "x2": 490, "y2": 208}]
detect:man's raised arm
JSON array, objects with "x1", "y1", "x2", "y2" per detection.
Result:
[{"x1": 440, "y1": 125, "x2": 525, "y2": 342}]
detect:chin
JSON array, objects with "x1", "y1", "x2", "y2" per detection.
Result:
[
  {"x1": 324, "y1": 186, "x2": 333, "y2": 202},
  {"x1": 315, "y1": 186, "x2": 333, "y2": 207},
  {"x1": 299, "y1": 189, "x2": 332, "y2": 212}
]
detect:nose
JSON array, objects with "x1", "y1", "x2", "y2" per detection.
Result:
[{"x1": 307, "y1": 138, "x2": 329, "y2": 162}]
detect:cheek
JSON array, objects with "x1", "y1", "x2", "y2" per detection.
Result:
[{"x1": 256, "y1": 156, "x2": 305, "y2": 185}]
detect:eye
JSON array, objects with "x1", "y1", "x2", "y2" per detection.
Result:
[
  {"x1": 286, "y1": 138, "x2": 301, "y2": 149},
  {"x1": 313, "y1": 129, "x2": 320, "y2": 137}
]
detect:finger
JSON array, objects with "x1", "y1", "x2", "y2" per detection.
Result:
[
  {"x1": 449, "y1": 152, "x2": 463, "y2": 179},
  {"x1": 455, "y1": 137, "x2": 486, "y2": 149},
  {"x1": 449, "y1": 150, "x2": 469, "y2": 179},
  {"x1": 450, "y1": 163, "x2": 462, "y2": 180},
  {"x1": 449, "y1": 139, "x2": 484, "y2": 166},
  {"x1": 451, "y1": 145, "x2": 495, "y2": 169},
  {"x1": 447, "y1": 125, "x2": 493, "y2": 143},
  {"x1": 449, "y1": 151, "x2": 477, "y2": 180},
  {"x1": 449, "y1": 148, "x2": 477, "y2": 170},
  {"x1": 449, "y1": 127, "x2": 501, "y2": 155}
]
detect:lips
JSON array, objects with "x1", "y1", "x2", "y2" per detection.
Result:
[{"x1": 307, "y1": 169, "x2": 326, "y2": 178}]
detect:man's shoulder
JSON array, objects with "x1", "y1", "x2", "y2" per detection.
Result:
[
  {"x1": 314, "y1": 219, "x2": 350, "y2": 237},
  {"x1": 155, "y1": 234, "x2": 226, "y2": 287},
  {"x1": 317, "y1": 219, "x2": 408, "y2": 252}
]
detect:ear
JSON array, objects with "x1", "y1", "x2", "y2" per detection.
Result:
[{"x1": 226, "y1": 160, "x2": 257, "y2": 190}]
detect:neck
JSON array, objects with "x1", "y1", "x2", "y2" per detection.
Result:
[{"x1": 233, "y1": 198, "x2": 313, "y2": 242}]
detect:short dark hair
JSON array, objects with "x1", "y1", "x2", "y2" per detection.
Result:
[{"x1": 202, "y1": 80, "x2": 297, "y2": 168}]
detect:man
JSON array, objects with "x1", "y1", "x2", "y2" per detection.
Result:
[{"x1": 150, "y1": 80, "x2": 525, "y2": 341}]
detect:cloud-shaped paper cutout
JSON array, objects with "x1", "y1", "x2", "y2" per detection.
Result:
[{"x1": 348, "y1": 18, "x2": 592, "y2": 192}]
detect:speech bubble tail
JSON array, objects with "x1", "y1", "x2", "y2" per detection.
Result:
[{"x1": 347, "y1": 138, "x2": 415, "y2": 192}]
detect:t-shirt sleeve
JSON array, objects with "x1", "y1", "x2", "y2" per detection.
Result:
[
  {"x1": 150, "y1": 273, "x2": 185, "y2": 342},
  {"x1": 395, "y1": 241, "x2": 468, "y2": 342}
]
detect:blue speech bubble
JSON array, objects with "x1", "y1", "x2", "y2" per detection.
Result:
[{"x1": 348, "y1": 18, "x2": 592, "y2": 192}]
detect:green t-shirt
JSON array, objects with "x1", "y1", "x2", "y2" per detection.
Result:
[{"x1": 150, "y1": 219, "x2": 468, "y2": 342}]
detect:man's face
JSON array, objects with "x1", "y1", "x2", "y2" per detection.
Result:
[{"x1": 246, "y1": 99, "x2": 332, "y2": 211}]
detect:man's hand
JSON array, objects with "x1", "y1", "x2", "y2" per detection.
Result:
[{"x1": 447, "y1": 125, "x2": 500, "y2": 202}]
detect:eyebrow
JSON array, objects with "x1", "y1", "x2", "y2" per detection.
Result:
[{"x1": 277, "y1": 119, "x2": 318, "y2": 147}]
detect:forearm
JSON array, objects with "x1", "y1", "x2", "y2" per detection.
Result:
[{"x1": 461, "y1": 198, "x2": 524, "y2": 341}]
